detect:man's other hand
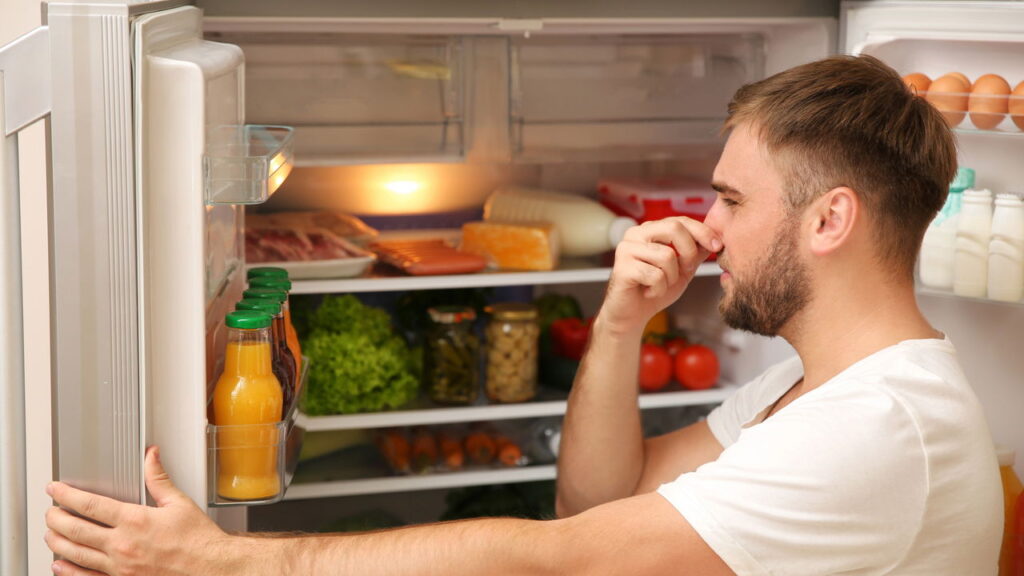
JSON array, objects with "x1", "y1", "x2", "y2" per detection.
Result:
[{"x1": 44, "y1": 446, "x2": 231, "y2": 576}]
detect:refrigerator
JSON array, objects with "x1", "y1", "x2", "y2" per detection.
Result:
[{"x1": 2, "y1": 1, "x2": 1022, "y2": 573}]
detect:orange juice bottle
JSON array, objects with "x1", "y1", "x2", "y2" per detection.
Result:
[
  {"x1": 997, "y1": 446, "x2": 1023, "y2": 576},
  {"x1": 235, "y1": 298, "x2": 296, "y2": 418},
  {"x1": 213, "y1": 310, "x2": 282, "y2": 501},
  {"x1": 244, "y1": 285, "x2": 302, "y2": 394}
]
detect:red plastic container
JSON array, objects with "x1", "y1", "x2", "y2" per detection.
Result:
[{"x1": 598, "y1": 179, "x2": 717, "y2": 224}]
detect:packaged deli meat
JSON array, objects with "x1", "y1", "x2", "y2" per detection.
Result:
[{"x1": 246, "y1": 211, "x2": 379, "y2": 246}]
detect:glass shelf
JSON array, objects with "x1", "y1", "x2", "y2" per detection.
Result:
[
  {"x1": 917, "y1": 285, "x2": 1024, "y2": 308},
  {"x1": 204, "y1": 124, "x2": 294, "y2": 205},
  {"x1": 297, "y1": 380, "x2": 736, "y2": 433},
  {"x1": 288, "y1": 260, "x2": 722, "y2": 295}
]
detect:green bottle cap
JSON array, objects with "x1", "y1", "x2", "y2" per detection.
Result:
[
  {"x1": 236, "y1": 298, "x2": 281, "y2": 316},
  {"x1": 242, "y1": 288, "x2": 287, "y2": 303},
  {"x1": 225, "y1": 310, "x2": 272, "y2": 330},
  {"x1": 247, "y1": 267, "x2": 289, "y2": 280},
  {"x1": 249, "y1": 277, "x2": 293, "y2": 291}
]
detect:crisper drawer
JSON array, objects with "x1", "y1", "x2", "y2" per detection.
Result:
[
  {"x1": 207, "y1": 32, "x2": 465, "y2": 165},
  {"x1": 509, "y1": 34, "x2": 764, "y2": 162}
]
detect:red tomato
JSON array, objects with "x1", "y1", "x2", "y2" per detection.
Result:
[
  {"x1": 663, "y1": 337, "x2": 689, "y2": 358},
  {"x1": 674, "y1": 345, "x2": 719, "y2": 390},
  {"x1": 639, "y1": 343, "x2": 672, "y2": 392}
]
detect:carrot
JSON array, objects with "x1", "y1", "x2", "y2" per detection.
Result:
[
  {"x1": 464, "y1": 430, "x2": 496, "y2": 464},
  {"x1": 438, "y1": 432, "x2": 464, "y2": 470},
  {"x1": 411, "y1": 428, "x2": 439, "y2": 472},
  {"x1": 377, "y1": 429, "x2": 411, "y2": 473},
  {"x1": 495, "y1": 436, "x2": 523, "y2": 467}
]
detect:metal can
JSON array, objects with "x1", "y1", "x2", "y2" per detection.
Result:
[
  {"x1": 484, "y1": 303, "x2": 540, "y2": 403},
  {"x1": 424, "y1": 306, "x2": 479, "y2": 405}
]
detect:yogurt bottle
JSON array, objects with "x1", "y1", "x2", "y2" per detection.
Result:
[
  {"x1": 920, "y1": 168, "x2": 974, "y2": 289},
  {"x1": 987, "y1": 193, "x2": 1024, "y2": 302},
  {"x1": 484, "y1": 186, "x2": 637, "y2": 257},
  {"x1": 953, "y1": 188, "x2": 994, "y2": 298}
]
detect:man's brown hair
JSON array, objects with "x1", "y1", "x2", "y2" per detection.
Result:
[{"x1": 724, "y1": 54, "x2": 957, "y2": 279}]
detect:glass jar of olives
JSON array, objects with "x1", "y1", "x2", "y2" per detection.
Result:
[
  {"x1": 484, "y1": 303, "x2": 540, "y2": 403},
  {"x1": 424, "y1": 306, "x2": 479, "y2": 405}
]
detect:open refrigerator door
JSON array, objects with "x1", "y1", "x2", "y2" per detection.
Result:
[{"x1": 135, "y1": 4, "x2": 299, "y2": 521}]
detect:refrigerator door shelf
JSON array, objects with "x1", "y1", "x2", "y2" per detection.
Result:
[
  {"x1": 206, "y1": 356, "x2": 307, "y2": 507},
  {"x1": 204, "y1": 124, "x2": 295, "y2": 205}
]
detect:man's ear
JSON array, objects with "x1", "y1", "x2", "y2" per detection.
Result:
[{"x1": 808, "y1": 186, "x2": 858, "y2": 256}]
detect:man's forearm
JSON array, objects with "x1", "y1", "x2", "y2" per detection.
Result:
[
  {"x1": 234, "y1": 516, "x2": 566, "y2": 575},
  {"x1": 555, "y1": 315, "x2": 645, "y2": 517}
]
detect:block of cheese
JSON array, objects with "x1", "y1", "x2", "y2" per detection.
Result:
[{"x1": 460, "y1": 221, "x2": 560, "y2": 271}]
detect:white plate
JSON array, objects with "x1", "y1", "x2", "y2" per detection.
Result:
[{"x1": 247, "y1": 245, "x2": 377, "y2": 280}]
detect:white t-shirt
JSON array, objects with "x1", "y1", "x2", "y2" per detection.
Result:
[{"x1": 657, "y1": 337, "x2": 1002, "y2": 575}]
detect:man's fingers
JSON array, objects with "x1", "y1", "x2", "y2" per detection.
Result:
[
  {"x1": 44, "y1": 530, "x2": 110, "y2": 575},
  {"x1": 50, "y1": 559, "x2": 107, "y2": 576},
  {"x1": 47, "y1": 483, "x2": 123, "y2": 528},
  {"x1": 45, "y1": 506, "x2": 110, "y2": 551},
  {"x1": 144, "y1": 446, "x2": 189, "y2": 507},
  {"x1": 664, "y1": 216, "x2": 722, "y2": 254},
  {"x1": 634, "y1": 217, "x2": 721, "y2": 256}
]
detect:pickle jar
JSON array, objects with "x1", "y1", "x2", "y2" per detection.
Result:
[
  {"x1": 424, "y1": 306, "x2": 479, "y2": 405},
  {"x1": 484, "y1": 303, "x2": 540, "y2": 403}
]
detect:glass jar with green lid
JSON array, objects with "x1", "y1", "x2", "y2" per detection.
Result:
[
  {"x1": 423, "y1": 306, "x2": 479, "y2": 405},
  {"x1": 484, "y1": 303, "x2": 540, "y2": 403}
]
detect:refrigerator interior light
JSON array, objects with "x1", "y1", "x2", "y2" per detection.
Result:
[{"x1": 204, "y1": 124, "x2": 295, "y2": 205}]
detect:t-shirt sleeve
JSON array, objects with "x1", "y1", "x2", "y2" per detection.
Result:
[
  {"x1": 658, "y1": 385, "x2": 927, "y2": 576},
  {"x1": 706, "y1": 356, "x2": 802, "y2": 448}
]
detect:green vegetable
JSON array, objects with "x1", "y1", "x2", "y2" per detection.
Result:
[
  {"x1": 302, "y1": 332, "x2": 418, "y2": 415},
  {"x1": 308, "y1": 294, "x2": 394, "y2": 345},
  {"x1": 300, "y1": 295, "x2": 418, "y2": 415},
  {"x1": 440, "y1": 481, "x2": 555, "y2": 521},
  {"x1": 533, "y1": 293, "x2": 582, "y2": 333}
]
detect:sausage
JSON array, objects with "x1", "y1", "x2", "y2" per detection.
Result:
[{"x1": 371, "y1": 240, "x2": 487, "y2": 276}]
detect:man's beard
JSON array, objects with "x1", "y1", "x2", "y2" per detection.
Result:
[{"x1": 719, "y1": 220, "x2": 811, "y2": 337}]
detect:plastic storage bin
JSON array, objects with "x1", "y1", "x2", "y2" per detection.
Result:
[
  {"x1": 204, "y1": 125, "x2": 295, "y2": 205},
  {"x1": 207, "y1": 357, "x2": 308, "y2": 506}
]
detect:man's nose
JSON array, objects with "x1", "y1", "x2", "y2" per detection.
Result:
[{"x1": 703, "y1": 197, "x2": 727, "y2": 236}]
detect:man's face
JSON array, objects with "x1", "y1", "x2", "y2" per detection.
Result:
[{"x1": 706, "y1": 124, "x2": 812, "y2": 337}]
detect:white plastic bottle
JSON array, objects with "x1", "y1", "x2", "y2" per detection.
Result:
[
  {"x1": 987, "y1": 193, "x2": 1024, "y2": 302},
  {"x1": 484, "y1": 187, "x2": 637, "y2": 257},
  {"x1": 920, "y1": 167, "x2": 973, "y2": 289},
  {"x1": 954, "y1": 188, "x2": 994, "y2": 298}
]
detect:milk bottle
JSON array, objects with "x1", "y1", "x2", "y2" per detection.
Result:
[
  {"x1": 484, "y1": 187, "x2": 637, "y2": 257},
  {"x1": 987, "y1": 193, "x2": 1024, "y2": 302},
  {"x1": 953, "y1": 188, "x2": 994, "y2": 298},
  {"x1": 920, "y1": 168, "x2": 974, "y2": 289}
]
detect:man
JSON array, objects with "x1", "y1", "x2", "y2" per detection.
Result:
[{"x1": 44, "y1": 55, "x2": 1002, "y2": 575}]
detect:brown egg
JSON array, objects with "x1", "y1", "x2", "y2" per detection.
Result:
[
  {"x1": 902, "y1": 73, "x2": 931, "y2": 95},
  {"x1": 968, "y1": 74, "x2": 1011, "y2": 130},
  {"x1": 1010, "y1": 80, "x2": 1024, "y2": 131},
  {"x1": 946, "y1": 72, "x2": 971, "y2": 85},
  {"x1": 925, "y1": 73, "x2": 971, "y2": 126}
]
